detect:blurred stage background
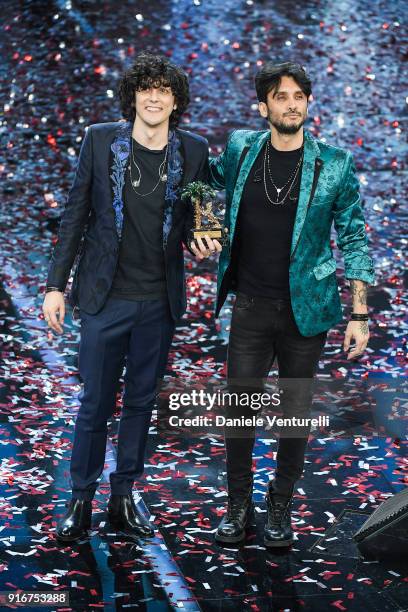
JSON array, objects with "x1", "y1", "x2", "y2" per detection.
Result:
[{"x1": 0, "y1": 1, "x2": 407, "y2": 610}]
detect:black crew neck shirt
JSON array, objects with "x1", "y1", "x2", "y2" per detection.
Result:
[
  {"x1": 109, "y1": 138, "x2": 168, "y2": 300},
  {"x1": 234, "y1": 141, "x2": 303, "y2": 299}
]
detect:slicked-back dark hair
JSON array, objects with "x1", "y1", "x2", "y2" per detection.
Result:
[
  {"x1": 117, "y1": 52, "x2": 190, "y2": 128},
  {"x1": 255, "y1": 61, "x2": 312, "y2": 103}
]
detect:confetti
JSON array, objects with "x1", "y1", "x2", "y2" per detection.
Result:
[{"x1": 0, "y1": 2, "x2": 406, "y2": 610}]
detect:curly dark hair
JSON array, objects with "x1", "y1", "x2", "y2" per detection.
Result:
[
  {"x1": 117, "y1": 52, "x2": 190, "y2": 128},
  {"x1": 255, "y1": 61, "x2": 312, "y2": 103}
]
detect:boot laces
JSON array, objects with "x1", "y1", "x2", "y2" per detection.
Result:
[
  {"x1": 271, "y1": 502, "x2": 286, "y2": 522},
  {"x1": 269, "y1": 496, "x2": 291, "y2": 524},
  {"x1": 227, "y1": 496, "x2": 250, "y2": 520}
]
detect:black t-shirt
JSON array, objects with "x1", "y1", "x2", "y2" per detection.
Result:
[
  {"x1": 234, "y1": 140, "x2": 303, "y2": 299},
  {"x1": 109, "y1": 138, "x2": 167, "y2": 300}
]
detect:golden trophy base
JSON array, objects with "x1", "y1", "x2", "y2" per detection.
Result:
[{"x1": 190, "y1": 227, "x2": 228, "y2": 245}]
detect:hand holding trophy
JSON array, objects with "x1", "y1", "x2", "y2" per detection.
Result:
[{"x1": 181, "y1": 181, "x2": 228, "y2": 260}]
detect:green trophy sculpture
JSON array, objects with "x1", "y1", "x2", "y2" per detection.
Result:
[{"x1": 181, "y1": 181, "x2": 228, "y2": 246}]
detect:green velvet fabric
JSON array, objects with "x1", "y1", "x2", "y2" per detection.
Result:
[{"x1": 209, "y1": 129, "x2": 375, "y2": 336}]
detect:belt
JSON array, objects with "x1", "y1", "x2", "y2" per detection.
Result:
[{"x1": 236, "y1": 291, "x2": 291, "y2": 311}]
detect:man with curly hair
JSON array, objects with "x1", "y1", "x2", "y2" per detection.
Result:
[{"x1": 43, "y1": 52, "x2": 221, "y2": 542}]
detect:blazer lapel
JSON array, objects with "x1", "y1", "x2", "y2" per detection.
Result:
[
  {"x1": 109, "y1": 123, "x2": 183, "y2": 248},
  {"x1": 229, "y1": 130, "x2": 270, "y2": 242},
  {"x1": 109, "y1": 121, "x2": 132, "y2": 239},
  {"x1": 163, "y1": 129, "x2": 183, "y2": 248},
  {"x1": 290, "y1": 131, "x2": 322, "y2": 256}
]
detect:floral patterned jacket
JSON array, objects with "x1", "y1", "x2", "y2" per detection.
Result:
[
  {"x1": 209, "y1": 129, "x2": 375, "y2": 336},
  {"x1": 46, "y1": 121, "x2": 208, "y2": 319}
]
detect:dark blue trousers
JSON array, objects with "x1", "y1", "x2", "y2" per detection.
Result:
[{"x1": 70, "y1": 297, "x2": 175, "y2": 501}]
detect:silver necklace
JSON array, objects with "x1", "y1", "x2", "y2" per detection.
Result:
[
  {"x1": 263, "y1": 141, "x2": 303, "y2": 205},
  {"x1": 265, "y1": 141, "x2": 303, "y2": 194},
  {"x1": 263, "y1": 159, "x2": 302, "y2": 206},
  {"x1": 128, "y1": 138, "x2": 168, "y2": 197}
]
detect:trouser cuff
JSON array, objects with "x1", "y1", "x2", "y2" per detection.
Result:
[
  {"x1": 71, "y1": 490, "x2": 95, "y2": 502},
  {"x1": 109, "y1": 487, "x2": 134, "y2": 497}
]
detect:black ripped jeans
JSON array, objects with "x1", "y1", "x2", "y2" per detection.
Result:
[{"x1": 225, "y1": 292, "x2": 327, "y2": 500}]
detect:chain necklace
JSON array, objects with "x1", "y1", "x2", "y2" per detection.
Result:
[
  {"x1": 266, "y1": 140, "x2": 303, "y2": 194},
  {"x1": 128, "y1": 137, "x2": 168, "y2": 197},
  {"x1": 263, "y1": 140, "x2": 303, "y2": 205}
]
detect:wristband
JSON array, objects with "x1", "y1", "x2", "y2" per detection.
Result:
[
  {"x1": 350, "y1": 313, "x2": 369, "y2": 321},
  {"x1": 45, "y1": 287, "x2": 63, "y2": 293}
]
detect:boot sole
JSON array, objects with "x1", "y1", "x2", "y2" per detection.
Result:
[
  {"x1": 215, "y1": 531, "x2": 246, "y2": 544},
  {"x1": 107, "y1": 516, "x2": 154, "y2": 538},
  {"x1": 264, "y1": 537, "x2": 293, "y2": 548},
  {"x1": 56, "y1": 527, "x2": 91, "y2": 542}
]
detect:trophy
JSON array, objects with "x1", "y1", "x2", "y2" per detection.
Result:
[{"x1": 181, "y1": 181, "x2": 228, "y2": 246}]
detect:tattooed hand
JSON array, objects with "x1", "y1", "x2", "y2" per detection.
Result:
[{"x1": 343, "y1": 320, "x2": 369, "y2": 360}]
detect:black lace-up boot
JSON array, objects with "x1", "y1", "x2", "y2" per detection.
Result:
[
  {"x1": 215, "y1": 491, "x2": 254, "y2": 544},
  {"x1": 264, "y1": 481, "x2": 294, "y2": 547}
]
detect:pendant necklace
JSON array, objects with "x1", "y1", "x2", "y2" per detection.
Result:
[
  {"x1": 263, "y1": 140, "x2": 303, "y2": 205},
  {"x1": 128, "y1": 137, "x2": 169, "y2": 197}
]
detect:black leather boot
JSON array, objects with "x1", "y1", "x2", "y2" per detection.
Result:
[
  {"x1": 215, "y1": 493, "x2": 254, "y2": 544},
  {"x1": 107, "y1": 494, "x2": 154, "y2": 537},
  {"x1": 56, "y1": 499, "x2": 92, "y2": 542},
  {"x1": 264, "y1": 481, "x2": 294, "y2": 547}
]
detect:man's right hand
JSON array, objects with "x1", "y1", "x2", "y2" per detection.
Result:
[
  {"x1": 42, "y1": 291, "x2": 65, "y2": 334},
  {"x1": 190, "y1": 235, "x2": 222, "y2": 261}
]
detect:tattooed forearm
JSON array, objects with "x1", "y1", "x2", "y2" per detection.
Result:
[
  {"x1": 350, "y1": 280, "x2": 368, "y2": 307},
  {"x1": 359, "y1": 321, "x2": 369, "y2": 335}
]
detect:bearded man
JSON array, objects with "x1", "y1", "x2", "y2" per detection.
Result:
[{"x1": 208, "y1": 61, "x2": 375, "y2": 546}]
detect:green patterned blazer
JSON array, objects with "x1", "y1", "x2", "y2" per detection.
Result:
[{"x1": 208, "y1": 129, "x2": 375, "y2": 337}]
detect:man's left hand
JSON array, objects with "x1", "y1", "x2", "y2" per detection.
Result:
[{"x1": 343, "y1": 320, "x2": 370, "y2": 360}]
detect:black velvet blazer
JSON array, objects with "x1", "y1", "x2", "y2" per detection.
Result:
[{"x1": 46, "y1": 121, "x2": 209, "y2": 320}]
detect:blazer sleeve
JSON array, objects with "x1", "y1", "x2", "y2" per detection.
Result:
[
  {"x1": 208, "y1": 130, "x2": 236, "y2": 190},
  {"x1": 182, "y1": 141, "x2": 209, "y2": 254},
  {"x1": 46, "y1": 126, "x2": 93, "y2": 291},
  {"x1": 333, "y1": 152, "x2": 375, "y2": 285}
]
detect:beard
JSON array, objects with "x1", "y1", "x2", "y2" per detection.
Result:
[{"x1": 269, "y1": 113, "x2": 306, "y2": 135}]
